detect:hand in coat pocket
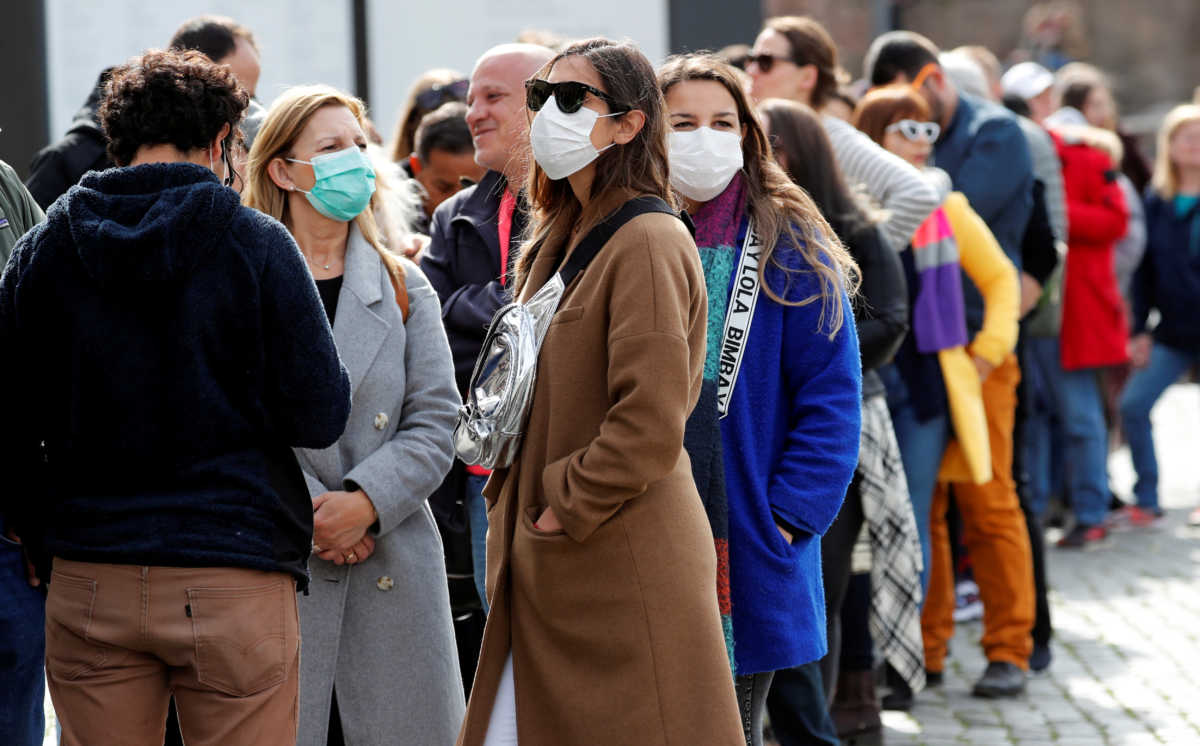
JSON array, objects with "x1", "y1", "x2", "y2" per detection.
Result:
[
  {"x1": 535, "y1": 506, "x2": 563, "y2": 532},
  {"x1": 777, "y1": 524, "x2": 793, "y2": 545}
]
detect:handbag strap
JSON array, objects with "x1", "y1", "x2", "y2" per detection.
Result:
[
  {"x1": 387, "y1": 269, "x2": 410, "y2": 323},
  {"x1": 556, "y1": 196, "x2": 678, "y2": 287}
]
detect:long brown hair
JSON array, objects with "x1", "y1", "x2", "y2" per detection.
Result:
[
  {"x1": 764, "y1": 16, "x2": 841, "y2": 109},
  {"x1": 659, "y1": 53, "x2": 858, "y2": 336},
  {"x1": 759, "y1": 98, "x2": 879, "y2": 247},
  {"x1": 388, "y1": 68, "x2": 464, "y2": 162},
  {"x1": 514, "y1": 38, "x2": 675, "y2": 291},
  {"x1": 243, "y1": 84, "x2": 404, "y2": 285},
  {"x1": 852, "y1": 84, "x2": 931, "y2": 146}
]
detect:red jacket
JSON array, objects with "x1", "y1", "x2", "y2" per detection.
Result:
[{"x1": 1055, "y1": 132, "x2": 1130, "y2": 370}]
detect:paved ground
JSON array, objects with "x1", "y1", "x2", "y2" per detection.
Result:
[
  {"x1": 881, "y1": 383, "x2": 1200, "y2": 746},
  {"x1": 42, "y1": 386, "x2": 1200, "y2": 746}
]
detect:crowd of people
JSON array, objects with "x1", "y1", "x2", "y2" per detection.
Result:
[{"x1": 1, "y1": 10, "x2": 1198, "y2": 746}]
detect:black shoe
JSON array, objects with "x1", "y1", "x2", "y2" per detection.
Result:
[
  {"x1": 972, "y1": 661, "x2": 1026, "y2": 698},
  {"x1": 1029, "y1": 643, "x2": 1053, "y2": 672},
  {"x1": 1057, "y1": 523, "x2": 1108, "y2": 549},
  {"x1": 925, "y1": 669, "x2": 944, "y2": 687},
  {"x1": 881, "y1": 664, "x2": 912, "y2": 711}
]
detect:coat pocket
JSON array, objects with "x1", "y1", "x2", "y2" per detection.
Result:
[
  {"x1": 521, "y1": 504, "x2": 568, "y2": 538},
  {"x1": 549, "y1": 305, "x2": 585, "y2": 325},
  {"x1": 187, "y1": 576, "x2": 297, "y2": 697},
  {"x1": 45, "y1": 570, "x2": 108, "y2": 680}
]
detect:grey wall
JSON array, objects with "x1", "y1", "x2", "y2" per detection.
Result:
[
  {"x1": 670, "y1": 0, "x2": 763, "y2": 54},
  {"x1": 0, "y1": 1, "x2": 49, "y2": 180}
]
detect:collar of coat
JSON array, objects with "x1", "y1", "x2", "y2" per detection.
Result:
[{"x1": 330, "y1": 224, "x2": 398, "y2": 395}]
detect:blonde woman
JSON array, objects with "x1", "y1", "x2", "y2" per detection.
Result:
[
  {"x1": 1121, "y1": 104, "x2": 1200, "y2": 529},
  {"x1": 244, "y1": 85, "x2": 464, "y2": 746}
]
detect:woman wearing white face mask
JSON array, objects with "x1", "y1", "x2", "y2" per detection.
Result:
[
  {"x1": 659, "y1": 54, "x2": 863, "y2": 746},
  {"x1": 457, "y1": 39, "x2": 744, "y2": 746},
  {"x1": 244, "y1": 85, "x2": 465, "y2": 746}
]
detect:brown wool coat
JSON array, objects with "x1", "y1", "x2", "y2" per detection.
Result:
[{"x1": 456, "y1": 195, "x2": 744, "y2": 746}]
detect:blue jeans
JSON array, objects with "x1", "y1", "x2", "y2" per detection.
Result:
[
  {"x1": 465, "y1": 473, "x2": 490, "y2": 613},
  {"x1": 881, "y1": 365, "x2": 950, "y2": 596},
  {"x1": 0, "y1": 531, "x2": 45, "y2": 746},
  {"x1": 1022, "y1": 337, "x2": 1065, "y2": 519},
  {"x1": 1119, "y1": 342, "x2": 1199, "y2": 511},
  {"x1": 1060, "y1": 368, "x2": 1110, "y2": 526}
]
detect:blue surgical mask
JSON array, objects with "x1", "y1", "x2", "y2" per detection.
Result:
[{"x1": 288, "y1": 145, "x2": 376, "y2": 221}]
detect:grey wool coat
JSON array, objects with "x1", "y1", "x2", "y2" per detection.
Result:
[{"x1": 295, "y1": 227, "x2": 465, "y2": 746}]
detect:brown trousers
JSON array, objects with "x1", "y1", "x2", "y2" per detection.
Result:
[
  {"x1": 45, "y1": 558, "x2": 299, "y2": 746},
  {"x1": 922, "y1": 354, "x2": 1035, "y2": 671}
]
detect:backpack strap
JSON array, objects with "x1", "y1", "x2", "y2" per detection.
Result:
[
  {"x1": 388, "y1": 270, "x2": 410, "y2": 322},
  {"x1": 556, "y1": 196, "x2": 678, "y2": 287}
]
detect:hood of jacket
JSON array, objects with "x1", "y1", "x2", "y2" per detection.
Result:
[{"x1": 61, "y1": 162, "x2": 242, "y2": 288}]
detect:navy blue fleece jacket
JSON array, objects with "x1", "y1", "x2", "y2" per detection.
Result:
[{"x1": 0, "y1": 163, "x2": 350, "y2": 586}]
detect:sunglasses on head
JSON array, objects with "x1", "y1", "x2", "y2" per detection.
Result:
[
  {"x1": 415, "y1": 79, "x2": 469, "y2": 110},
  {"x1": 886, "y1": 119, "x2": 941, "y2": 143},
  {"x1": 747, "y1": 53, "x2": 799, "y2": 74},
  {"x1": 525, "y1": 79, "x2": 623, "y2": 114}
]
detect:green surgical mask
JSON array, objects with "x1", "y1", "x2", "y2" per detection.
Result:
[{"x1": 288, "y1": 146, "x2": 376, "y2": 221}]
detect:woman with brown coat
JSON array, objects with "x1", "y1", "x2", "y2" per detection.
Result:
[{"x1": 457, "y1": 38, "x2": 743, "y2": 746}]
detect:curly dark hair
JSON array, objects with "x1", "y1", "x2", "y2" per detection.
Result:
[{"x1": 100, "y1": 49, "x2": 249, "y2": 167}]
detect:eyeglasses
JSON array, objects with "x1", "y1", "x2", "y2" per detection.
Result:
[
  {"x1": 525, "y1": 79, "x2": 623, "y2": 114},
  {"x1": 747, "y1": 53, "x2": 798, "y2": 74},
  {"x1": 886, "y1": 119, "x2": 941, "y2": 143},
  {"x1": 415, "y1": 79, "x2": 469, "y2": 110}
]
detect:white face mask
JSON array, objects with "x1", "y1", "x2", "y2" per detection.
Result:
[
  {"x1": 668, "y1": 127, "x2": 744, "y2": 202},
  {"x1": 529, "y1": 95, "x2": 622, "y2": 180}
]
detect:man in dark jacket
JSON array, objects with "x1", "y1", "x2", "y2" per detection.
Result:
[
  {"x1": 25, "y1": 16, "x2": 264, "y2": 209},
  {"x1": 0, "y1": 159, "x2": 46, "y2": 746},
  {"x1": 865, "y1": 30, "x2": 1036, "y2": 700},
  {"x1": 24, "y1": 69, "x2": 113, "y2": 210},
  {"x1": 419, "y1": 42, "x2": 551, "y2": 693}
]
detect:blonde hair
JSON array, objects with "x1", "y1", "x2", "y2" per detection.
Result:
[
  {"x1": 243, "y1": 84, "x2": 404, "y2": 285},
  {"x1": 1152, "y1": 104, "x2": 1200, "y2": 199}
]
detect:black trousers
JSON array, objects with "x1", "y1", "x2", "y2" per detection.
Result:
[
  {"x1": 1015, "y1": 338, "x2": 1053, "y2": 648},
  {"x1": 735, "y1": 671, "x2": 774, "y2": 746},
  {"x1": 763, "y1": 663, "x2": 841, "y2": 746},
  {"x1": 815, "y1": 474, "x2": 866, "y2": 699}
]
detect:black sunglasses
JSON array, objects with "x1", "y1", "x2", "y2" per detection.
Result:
[
  {"x1": 748, "y1": 53, "x2": 799, "y2": 74},
  {"x1": 415, "y1": 79, "x2": 469, "y2": 110},
  {"x1": 525, "y1": 79, "x2": 623, "y2": 114}
]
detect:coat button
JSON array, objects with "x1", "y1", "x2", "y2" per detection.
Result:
[
  {"x1": 376, "y1": 576, "x2": 394, "y2": 591},
  {"x1": 373, "y1": 412, "x2": 389, "y2": 431}
]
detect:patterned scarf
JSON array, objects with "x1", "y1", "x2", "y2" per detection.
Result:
[
  {"x1": 682, "y1": 173, "x2": 747, "y2": 674},
  {"x1": 857, "y1": 397, "x2": 927, "y2": 694},
  {"x1": 910, "y1": 207, "x2": 968, "y2": 353}
]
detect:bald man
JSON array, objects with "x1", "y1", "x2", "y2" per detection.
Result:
[{"x1": 419, "y1": 43, "x2": 553, "y2": 682}]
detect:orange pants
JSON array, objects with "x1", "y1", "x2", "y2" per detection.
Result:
[{"x1": 921, "y1": 354, "x2": 1034, "y2": 672}]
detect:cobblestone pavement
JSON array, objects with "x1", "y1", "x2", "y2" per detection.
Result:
[
  {"x1": 881, "y1": 384, "x2": 1200, "y2": 746},
  {"x1": 43, "y1": 387, "x2": 1200, "y2": 746}
]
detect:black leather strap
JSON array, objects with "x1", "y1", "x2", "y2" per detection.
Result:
[{"x1": 557, "y1": 196, "x2": 678, "y2": 287}]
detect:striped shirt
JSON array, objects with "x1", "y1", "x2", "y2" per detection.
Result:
[{"x1": 823, "y1": 115, "x2": 940, "y2": 252}]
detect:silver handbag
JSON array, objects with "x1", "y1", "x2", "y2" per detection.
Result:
[{"x1": 452, "y1": 196, "x2": 677, "y2": 469}]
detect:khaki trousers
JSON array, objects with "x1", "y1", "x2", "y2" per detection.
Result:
[
  {"x1": 45, "y1": 558, "x2": 299, "y2": 746},
  {"x1": 921, "y1": 354, "x2": 1035, "y2": 672}
]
